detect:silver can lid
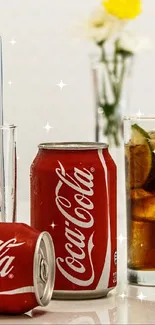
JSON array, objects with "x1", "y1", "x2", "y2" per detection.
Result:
[
  {"x1": 38, "y1": 142, "x2": 108, "y2": 150},
  {"x1": 33, "y1": 231, "x2": 55, "y2": 306}
]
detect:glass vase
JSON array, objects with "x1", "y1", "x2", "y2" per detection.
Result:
[{"x1": 90, "y1": 54, "x2": 132, "y2": 148}]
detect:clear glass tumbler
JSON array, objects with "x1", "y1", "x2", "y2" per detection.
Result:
[
  {"x1": 124, "y1": 117, "x2": 155, "y2": 285},
  {"x1": 0, "y1": 125, "x2": 17, "y2": 222}
]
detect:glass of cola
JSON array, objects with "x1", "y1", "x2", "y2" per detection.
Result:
[{"x1": 124, "y1": 117, "x2": 155, "y2": 285}]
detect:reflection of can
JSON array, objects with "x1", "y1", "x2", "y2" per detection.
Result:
[
  {"x1": 32, "y1": 310, "x2": 116, "y2": 325},
  {"x1": 31, "y1": 142, "x2": 117, "y2": 299},
  {"x1": 0, "y1": 223, "x2": 55, "y2": 314},
  {"x1": 32, "y1": 296, "x2": 117, "y2": 324}
]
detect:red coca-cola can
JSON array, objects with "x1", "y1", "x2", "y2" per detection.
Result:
[
  {"x1": 0, "y1": 223, "x2": 55, "y2": 314},
  {"x1": 30, "y1": 142, "x2": 117, "y2": 299}
]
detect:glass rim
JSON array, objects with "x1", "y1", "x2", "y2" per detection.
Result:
[
  {"x1": 0, "y1": 124, "x2": 17, "y2": 130},
  {"x1": 124, "y1": 116, "x2": 155, "y2": 121}
]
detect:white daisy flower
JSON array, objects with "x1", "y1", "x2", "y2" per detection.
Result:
[{"x1": 87, "y1": 6, "x2": 126, "y2": 43}]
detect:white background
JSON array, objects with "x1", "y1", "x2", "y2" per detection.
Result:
[{"x1": 0, "y1": 0, "x2": 154, "y2": 222}]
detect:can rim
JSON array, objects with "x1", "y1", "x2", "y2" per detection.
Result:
[
  {"x1": 33, "y1": 231, "x2": 55, "y2": 307},
  {"x1": 38, "y1": 142, "x2": 108, "y2": 150}
]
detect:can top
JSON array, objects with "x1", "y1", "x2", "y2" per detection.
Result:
[
  {"x1": 33, "y1": 232, "x2": 55, "y2": 307},
  {"x1": 38, "y1": 142, "x2": 108, "y2": 150}
]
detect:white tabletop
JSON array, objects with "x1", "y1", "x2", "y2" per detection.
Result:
[{"x1": 1, "y1": 285, "x2": 155, "y2": 324}]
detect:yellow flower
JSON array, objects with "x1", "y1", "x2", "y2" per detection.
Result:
[{"x1": 102, "y1": 0, "x2": 142, "y2": 19}]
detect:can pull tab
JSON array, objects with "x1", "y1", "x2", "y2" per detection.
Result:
[{"x1": 40, "y1": 258, "x2": 49, "y2": 283}]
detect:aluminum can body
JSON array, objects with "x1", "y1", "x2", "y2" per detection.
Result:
[
  {"x1": 0, "y1": 223, "x2": 55, "y2": 314},
  {"x1": 30, "y1": 142, "x2": 117, "y2": 299}
]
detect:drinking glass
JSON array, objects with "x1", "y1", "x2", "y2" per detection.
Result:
[
  {"x1": 0, "y1": 125, "x2": 17, "y2": 222},
  {"x1": 124, "y1": 117, "x2": 155, "y2": 285}
]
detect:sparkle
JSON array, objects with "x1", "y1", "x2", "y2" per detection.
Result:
[
  {"x1": 137, "y1": 292, "x2": 146, "y2": 301},
  {"x1": 56, "y1": 80, "x2": 67, "y2": 90},
  {"x1": 119, "y1": 292, "x2": 126, "y2": 299},
  {"x1": 136, "y1": 109, "x2": 144, "y2": 118},
  {"x1": 51, "y1": 222, "x2": 57, "y2": 229},
  {"x1": 10, "y1": 38, "x2": 16, "y2": 46},
  {"x1": 117, "y1": 234, "x2": 126, "y2": 244},
  {"x1": 17, "y1": 156, "x2": 20, "y2": 160},
  {"x1": 43, "y1": 122, "x2": 53, "y2": 133},
  {"x1": 8, "y1": 80, "x2": 12, "y2": 86}
]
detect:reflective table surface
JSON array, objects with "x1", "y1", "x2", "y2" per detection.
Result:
[{"x1": 1, "y1": 285, "x2": 155, "y2": 324}]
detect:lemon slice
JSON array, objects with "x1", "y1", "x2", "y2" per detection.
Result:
[
  {"x1": 126, "y1": 124, "x2": 152, "y2": 188},
  {"x1": 131, "y1": 124, "x2": 150, "y2": 145}
]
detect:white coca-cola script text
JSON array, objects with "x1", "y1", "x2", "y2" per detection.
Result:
[
  {"x1": 0, "y1": 238, "x2": 25, "y2": 277},
  {"x1": 55, "y1": 161, "x2": 95, "y2": 286}
]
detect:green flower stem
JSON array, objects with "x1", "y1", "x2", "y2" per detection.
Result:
[
  {"x1": 115, "y1": 55, "x2": 126, "y2": 106},
  {"x1": 103, "y1": 77, "x2": 108, "y2": 104},
  {"x1": 114, "y1": 47, "x2": 118, "y2": 81},
  {"x1": 100, "y1": 56, "x2": 127, "y2": 146},
  {"x1": 97, "y1": 43, "x2": 129, "y2": 147},
  {"x1": 101, "y1": 46, "x2": 117, "y2": 97}
]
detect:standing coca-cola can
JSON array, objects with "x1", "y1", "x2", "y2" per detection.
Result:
[
  {"x1": 30, "y1": 142, "x2": 117, "y2": 299},
  {"x1": 0, "y1": 223, "x2": 55, "y2": 314}
]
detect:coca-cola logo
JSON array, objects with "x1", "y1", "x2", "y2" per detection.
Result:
[
  {"x1": 55, "y1": 161, "x2": 95, "y2": 287},
  {"x1": 0, "y1": 238, "x2": 25, "y2": 277}
]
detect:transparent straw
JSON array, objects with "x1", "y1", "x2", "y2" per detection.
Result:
[
  {"x1": 0, "y1": 37, "x2": 4, "y2": 123},
  {"x1": 0, "y1": 37, "x2": 5, "y2": 221},
  {"x1": 0, "y1": 38, "x2": 17, "y2": 222},
  {"x1": 0, "y1": 125, "x2": 17, "y2": 222}
]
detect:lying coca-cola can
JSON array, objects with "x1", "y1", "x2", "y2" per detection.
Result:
[
  {"x1": 30, "y1": 142, "x2": 117, "y2": 299},
  {"x1": 0, "y1": 223, "x2": 55, "y2": 314}
]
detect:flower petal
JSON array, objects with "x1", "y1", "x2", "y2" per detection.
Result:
[{"x1": 102, "y1": 0, "x2": 142, "y2": 20}]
